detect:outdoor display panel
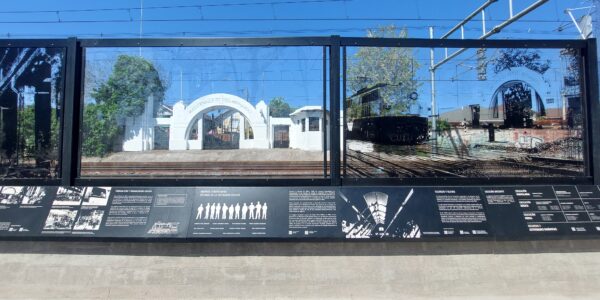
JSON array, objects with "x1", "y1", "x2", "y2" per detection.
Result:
[
  {"x1": 2, "y1": 185, "x2": 600, "y2": 240},
  {"x1": 343, "y1": 45, "x2": 586, "y2": 179},
  {"x1": 0, "y1": 46, "x2": 66, "y2": 179},
  {"x1": 0, "y1": 36, "x2": 598, "y2": 241},
  {"x1": 80, "y1": 45, "x2": 330, "y2": 179}
]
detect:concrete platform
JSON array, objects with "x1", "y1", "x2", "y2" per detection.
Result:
[{"x1": 1, "y1": 239, "x2": 599, "y2": 299}]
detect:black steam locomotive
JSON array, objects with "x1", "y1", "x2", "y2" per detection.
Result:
[{"x1": 346, "y1": 84, "x2": 428, "y2": 145}]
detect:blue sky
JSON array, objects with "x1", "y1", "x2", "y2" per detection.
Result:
[
  {"x1": 1, "y1": 0, "x2": 593, "y2": 114},
  {"x1": 0, "y1": 0, "x2": 590, "y2": 39}
]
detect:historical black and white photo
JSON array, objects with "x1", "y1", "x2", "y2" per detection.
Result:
[
  {"x1": 53, "y1": 187, "x2": 85, "y2": 206},
  {"x1": 147, "y1": 221, "x2": 180, "y2": 235},
  {"x1": 0, "y1": 186, "x2": 25, "y2": 205},
  {"x1": 21, "y1": 186, "x2": 47, "y2": 205},
  {"x1": 73, "y1": 209, "x2": 104, "y2": 231},
  {"x1": 82, "y1": 187, "x2": 111, "y2": 206},
  {"x1": 339, "y1": 188, "x2": 437, "y2": 239},
  {"x1": 43, "y1": 209, "x2": 78, "y2": 230}
]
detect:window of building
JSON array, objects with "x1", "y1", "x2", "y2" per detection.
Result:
[
  {"x1": 309, "y1": 117, "x2": 320, "y2": 131},
  {"x1": 301, "y1": 118, "x2": 306, "y2": 132}
]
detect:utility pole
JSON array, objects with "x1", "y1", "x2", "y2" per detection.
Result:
[
  {"x1": 565, "y1": 6, "x2": 594, "y2": 39},
  {"x1": 429, "y1": 27, "x2": 437, "y2": 154},
  {"x1": 139, "y1": 0, "x2": 143, "y2": 56},
  {"x1": 428, "y1": 0, "x2": 549, "y2": 154}
]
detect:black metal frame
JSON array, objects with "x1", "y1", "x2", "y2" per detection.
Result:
[
  {"x1": 0, "y1": 36, "x2": 596, "y2": 187},
  {"x1": 73, "y1": 37, "x2": 336, "y2": 187},
  {"x1": 0, "y1": 39, "x2": 72, "y2": 186},
  {"x1": 583, "y1": 39, "x2": 600, "y2": 185},
  {"x1": 339, "y1": 37, "x2": 596, "y2": 186}
]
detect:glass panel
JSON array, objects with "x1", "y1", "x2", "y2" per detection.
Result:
[
  {"x1": 81, "y1": 46, "x2": 328, "y2": 178},
  {"x1": 344, "y1": 46, "x2": 584, "y2": 178},
  {"x1": 0, "y1": 47, "x2": 65, "y2": 178}
]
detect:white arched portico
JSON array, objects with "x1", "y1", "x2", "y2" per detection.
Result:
[
  {"x1": 470, "y1": 67, "x2": 558, "y2": 122},
  {"x1": 483, "y1": 67, "x2": 554, "y2": 105},
  {"x1": 168, "y1": 93, "x2": 269, "y2": 150}
]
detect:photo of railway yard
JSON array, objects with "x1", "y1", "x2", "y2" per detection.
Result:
[
  {"x1": 345, "y1": 129, "x2": 583, "y2": 178},
  {"x1": 76, "y1": 39, "x2": 584, "y2": 179},
  {"x1": 343, "y1": 45, "x2": 584, "y2": 179}
]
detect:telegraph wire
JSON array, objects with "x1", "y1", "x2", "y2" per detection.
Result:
[
  {"x1": 2, "y1": 26, "x2": 579, "y2": 38},
  {"x1": 0, "y1": 0, "x2": 350, "y2": 14},
  {"x1": 0, "y1": 17, "x2": 577, "y2": 24}
]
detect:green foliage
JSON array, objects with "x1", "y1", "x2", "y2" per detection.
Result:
[
  {"x1": 83, "y1": 55, "x2": 165, "y2": 157},
  {"x1": 16, "y1": 106, "x2": 60, "y2": 162},
  {"x1": 346, "y1": 100, "x2": 363, "y2": 120},
  {"x1": 18, "y1": 106, "x2": 35, "y2": 157},
  {"x1": 269, "y1": 97, "x2": 293, "y2": 117},
  {"x1": 82, "y1": 102, "x2": 121, "y2": 157},
  {"x1": 435, "y1": 119, "x2": 451, "y2": 131},
  {"x1": 92, "y1": 55, "x2": 165, "y2": 117},
  {"x1": 347, "y1": 25, "x2": 421, "y2": 116},
  {"x1": 492, "y1": 49, "x2": 551, "y2": 74}
]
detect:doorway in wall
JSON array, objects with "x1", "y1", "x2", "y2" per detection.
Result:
[{"x1": 273, "y1": 125, "x2": 290, "y2": 148}]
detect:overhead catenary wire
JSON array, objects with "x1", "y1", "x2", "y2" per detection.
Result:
[
  {"x1": 2, "y1": 26, "x2": 579, "y2": 38},
  {"x1": 0, "y1": 17, "x2": 577, "y2": 24},
  {"x1": 0, "y1": 0, "x2": 350, "y2": 14}
]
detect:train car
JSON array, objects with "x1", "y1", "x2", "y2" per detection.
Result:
[
  {"x1": 349, "y1": 115, "x2": 428, "y2": 145},
  {"x1": 346, "y1": 84, "x2": 428, "y2": 145}
]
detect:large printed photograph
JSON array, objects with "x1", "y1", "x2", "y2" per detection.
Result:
[
  {"x1": 338, "y1": 187, "x2": 442, "y2": 239},
  {"x1": 80, "y1": 46, "x2": 329, "y2": 179},
  {"x1": 0, "y1": 47, "x2": 65, "y2": 178},
  {"x1": 344, "y1": 27, "x2": 584, "y2": 179}
]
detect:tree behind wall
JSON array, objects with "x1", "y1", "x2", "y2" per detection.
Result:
[
  {"x1": 347, "y1": 25, "x2": 421, "y2": 116},
  {"x1": 268, "y1": 97, "x2": 294, "y2": 117},
  {"x1": 82, "y1": 55, "x2": 165, "y2": 157}
]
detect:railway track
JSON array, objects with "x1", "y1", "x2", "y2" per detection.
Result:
[
  {"x1": 80, "y1": 151, "x2": 583, "y2": 178},
  {"x1": 346, "y1": 149, "x2": 473, "y2": 177},
  {"x1": 345, "y1": 149, "x2": 584, "y2": 178},
  {"x1": 81, "y1": 161, "x2": 326, "y2": 177}
]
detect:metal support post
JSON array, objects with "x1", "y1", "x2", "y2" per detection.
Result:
[
  {"x1": 429, "y1": 27, "x2": 437, "y2": 154},
  {"x1": 60, "y1": 37, "x2": 80, "y2": 186},
  {"x1": 482, "y1": 9, "x2": 487, "y2": 35},
  {"x1": 584, "y1": 39, "x2": 600, "y2": 183},
  {"x1": 329, "y1": 36, "x2": 341, "y2": 185}
]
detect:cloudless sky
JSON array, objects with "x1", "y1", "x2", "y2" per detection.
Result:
[
  {"x1": 2, "y1": 0, "x2": 595, "y2": 114},
  {"x1": 0, "y1": 0, "x2": 592, "y2": 39}
]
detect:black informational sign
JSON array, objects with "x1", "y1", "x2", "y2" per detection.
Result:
[
  {"x1": 188, "y1": 187, "x2": 289, "y2": 238},
  {"x1": 1, "y1": 185, "x2": 600, "y2": 240}
]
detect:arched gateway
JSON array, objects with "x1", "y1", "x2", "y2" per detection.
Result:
[
  {"x1": 168, "y1": 93, "x2": 269, "y2": 150},
  {"x1": 122, "y1": 92, "x2": 326, "y2": 152}
]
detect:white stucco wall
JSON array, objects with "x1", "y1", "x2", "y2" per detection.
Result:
[
  {"x1": 289, "y1": 108, "x2": 329, "y2": 151},
  {"x1": 122, "y1": 94, "x2": 335, "y2": 152},
  {"x1": 168, "y1": 93, "x2": 269, "y2": 150},
  {"x1": 123, "y1": 95, "x2": 155, "y2": 152}
]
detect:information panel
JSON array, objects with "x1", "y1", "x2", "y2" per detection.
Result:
[{"x1": 1, "y1": 185, "x2": 600, "y2": 240}]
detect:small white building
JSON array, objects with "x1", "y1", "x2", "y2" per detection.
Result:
[
  {"x1": 122, "y1": 93, "x2": 330, "y2": 152},
  {"x1": 288, "y1": 106, "x2": 329, "y2": 151}
]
